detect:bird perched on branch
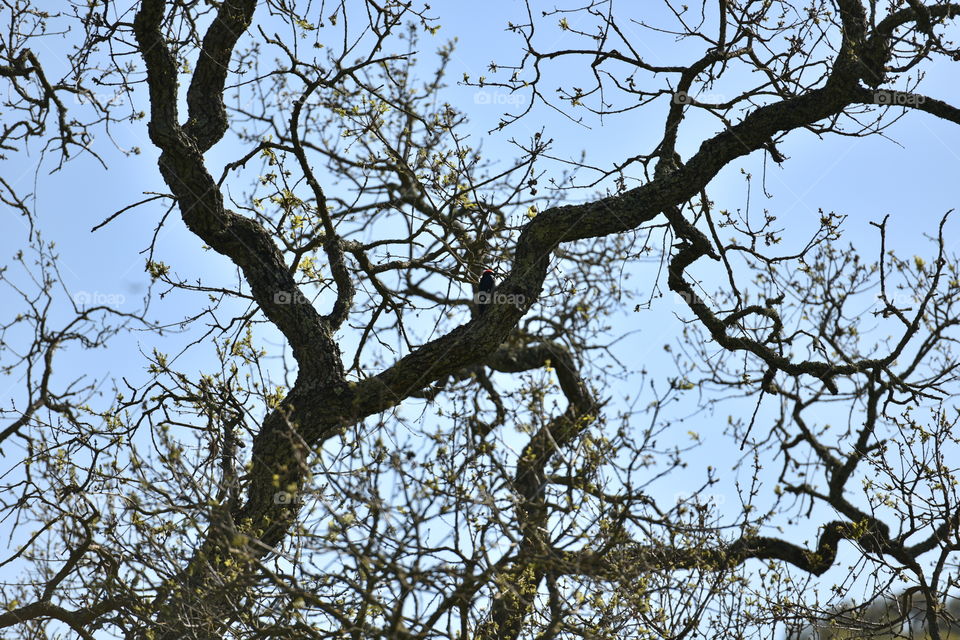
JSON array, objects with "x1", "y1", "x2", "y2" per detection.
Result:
[{"x1": 476, "y1": 268, "x2": 496, "y2": 315}]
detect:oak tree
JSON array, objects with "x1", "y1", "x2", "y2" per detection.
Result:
[{"x1": 2, "y1": 1, "x2": 960, "y2": 639}]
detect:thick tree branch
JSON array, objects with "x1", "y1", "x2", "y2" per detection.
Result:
[
  {"x1": 183, "y1": 0, "x2": 257, "y2": 152},
  {"x1": 555, "y1": 517, "x2": 896, "y2": 580}
]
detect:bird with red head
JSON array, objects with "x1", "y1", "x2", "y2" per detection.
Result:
[{"x1": 476, "y1": 268, "x2": 496, "y2": 315}]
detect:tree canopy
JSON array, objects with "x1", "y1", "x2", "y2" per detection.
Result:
[{"x1": 2, "y1": 0, "x2": 960, "y2": 638}]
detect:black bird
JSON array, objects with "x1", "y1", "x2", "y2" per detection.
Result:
[{"x1": 477, "y1": 268, "x2": 496, "y2": 315}]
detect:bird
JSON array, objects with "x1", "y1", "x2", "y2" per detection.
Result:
[{"x1": 477, "y1": 268, "x2": 496, "y2": 315}]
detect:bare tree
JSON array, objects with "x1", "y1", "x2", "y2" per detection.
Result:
[{"x1": 1, "y1": 0, "x2": 960, "y2": 638}]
